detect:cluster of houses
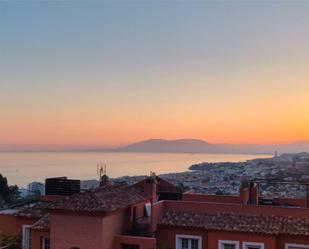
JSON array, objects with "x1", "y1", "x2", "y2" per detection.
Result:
[{"x1": 0, "y1": 173, "x2": 309, "y2": 249}]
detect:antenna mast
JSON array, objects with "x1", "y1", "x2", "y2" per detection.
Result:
[{"x1": 97, "y1": 163, "x2": 107, "y2": 178}]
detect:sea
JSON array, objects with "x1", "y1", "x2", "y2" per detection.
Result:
[{"x1": 0, "y1": 152, "x2": 271, "y2": 187}]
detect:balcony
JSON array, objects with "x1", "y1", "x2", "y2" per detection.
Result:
[
  {"x1": 114, "y1": 234, "x2": 156, "y2": 249},
  {"x1": 135, "y1": 216, "x2": 151, "y2": 230},
  {"x1": 127, "y1": 216, "x2": 152, "y2": 237}
]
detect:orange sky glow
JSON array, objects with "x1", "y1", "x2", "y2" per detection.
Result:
[{"x1": 1, "y1": 2, "x2": 309, "y2": 149}]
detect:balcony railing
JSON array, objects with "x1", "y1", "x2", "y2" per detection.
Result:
[{"x1": 114, "y1": 234, "x2": 156, "y2": 249}]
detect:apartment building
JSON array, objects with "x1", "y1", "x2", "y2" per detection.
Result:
[{"x1": 0, "y1": 174, "x2": 309, "y2": 249}]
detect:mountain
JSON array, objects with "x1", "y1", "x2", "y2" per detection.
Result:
[
  {"x1": 116, "y1": 139, "x2": 211, "y2": 153},
  {"x1": 3, "y1": 139, "x2": 309, "y2": 154},
  {"x1": 113, "y1": 139, "x2": 309, "y2": 154}
]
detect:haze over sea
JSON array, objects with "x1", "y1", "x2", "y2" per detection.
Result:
[{"x1": 0, "y1": 152, "x2": 270, "y2": 187}]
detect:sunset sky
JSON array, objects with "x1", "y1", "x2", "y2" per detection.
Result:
[{"x1": 1, "y1": 2, "x2": 309, "y2": 150}]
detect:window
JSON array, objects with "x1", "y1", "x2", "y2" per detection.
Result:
[
  {"x1": 243, "y1": 242, "x2": 264, "y2": 249},
  {"x1": 176, "y1": 235, "x2": 202, "y2": 249},
  {"x1": 225, "y1": 245, "x2": 237, "y2": 249},
  {"x1": 22, "y1": 225, "x2": 31, "y2": 249},
  {"x1": 285, "y1": 244, "x2": 309, "y2": 249},
  {"x1": 219, "y1": 240, "x2": 240, "y2": 249},
  {"x1": 121, "y1": 244, "x2": 140, "y2": 249},
  {"x1": 144, "y1": 202, "x2": 151, "y2": 217},
  {"x1": 42, "y1": 238, "x2": 50, "y2": 249}
]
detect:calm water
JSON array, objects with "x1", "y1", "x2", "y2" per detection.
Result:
[{"x1": 0, "y1": 152, "x2": 270, "y2": 187}]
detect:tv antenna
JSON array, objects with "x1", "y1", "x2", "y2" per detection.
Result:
[{"x1": 97, "y1": 163, "x2": 107, "y2": 178}]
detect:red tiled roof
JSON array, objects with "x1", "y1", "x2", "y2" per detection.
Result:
[
  {"x1": 13, "y1": 201, "x2": 49, "y2": 219},
  {"x1": 133, "y1": 176, "x2": 181, "y2": 193},
  {"x1": 32, "y1": 214, "x2": 50, "y2": 231},
  {"x1": 48, "y1": 184, "x2": 148, "y2": 213},
  {"x1": 280, "y1": 217, "x2": 309, "y2": 236},
  {"x1": 160, "y1": 211, "x2": 309, "y2": 236},
  {"x1": 40, "y1": 195, "x2": 64, "y2": 202}
]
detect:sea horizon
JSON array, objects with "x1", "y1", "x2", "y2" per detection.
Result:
[{"x1": 0, "y1": 151, "x2": 271, "y2": 187}]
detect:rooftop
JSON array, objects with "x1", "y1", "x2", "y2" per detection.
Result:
[
  {"x1": 160, "y1": 210, "x2": 309, "y2": 236},
  {"x1": 32, "y1": 214, "x2": 50, "y2": 230},
  {"x1": 0, "y1": 201, "x2": 48, "y2": 219},
  {"x1": 48, "y1": 184, "x2": 148, "y2": 213}
]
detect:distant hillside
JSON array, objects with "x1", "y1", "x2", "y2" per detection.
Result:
[
  {"x1": 116, "y1": 139, "x2": 211, "y2": 153},
  {"x1": 3, "y1": 139, "x2": 309, "y2": 154},
  {"x1": 113, "y1": 139, "x2": 309, "y2": 154}
]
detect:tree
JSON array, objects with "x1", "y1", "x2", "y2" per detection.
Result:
[
  {"x1": 0, "y1": 174, "x2": 19, "y2": 207},
  {"x1": 0, "y1": 232, "x2": 21, "y2": 249}
]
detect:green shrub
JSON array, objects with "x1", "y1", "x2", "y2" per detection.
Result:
[{"x1": 0, "y1": 232, "x2": 21, "y2": 249}]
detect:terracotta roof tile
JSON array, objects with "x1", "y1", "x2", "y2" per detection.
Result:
[
  {"x1": 32, "y1": 214, "x2": 50, "y2": 230},
  {"x1": 48, "y1": 184, "x2": 148, "y2": 213},
  {"x1": 160, "y1": 211, "x2": 309, "y2": 236},
  {"x1": 280, "y1": 216, "x2": 309, "y2": 236},
  {"x1": 14, "y1": 201, "x2": 49, "y2": 219}
]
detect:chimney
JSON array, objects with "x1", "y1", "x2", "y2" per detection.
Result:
[
  {"x1": 240, "y1": 186, "x2": 250, "y2": 205},
  {"x1": 248, "y1": 182, "x2": 259, "y2": 205},
  {"x1": 144, "y1": 172, "x2": 158, "y2": 203}
]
